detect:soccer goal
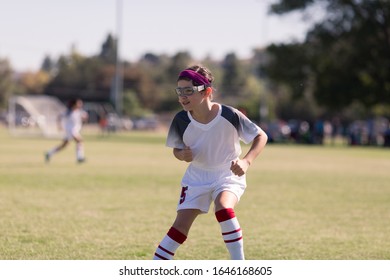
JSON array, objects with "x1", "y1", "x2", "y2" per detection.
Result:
[{"x1": 7, "y1": 95, "x2": 66, "y2": 138}]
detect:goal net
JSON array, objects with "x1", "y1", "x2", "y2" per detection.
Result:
[{"x1": 8, "y1": 95, "x2": 66, "y2": 138}]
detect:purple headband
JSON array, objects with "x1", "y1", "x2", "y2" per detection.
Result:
[{"x1": 178, "y1": 69, "x2": 211, "y2": 86}]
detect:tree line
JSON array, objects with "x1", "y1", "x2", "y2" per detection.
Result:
[{"x1": 0, "y1": 0, "x2": 389, "y2": 125}]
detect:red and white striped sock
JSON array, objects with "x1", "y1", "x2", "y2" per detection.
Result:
[
  {"x1": 153, "y1": 227, "x2": 187, "y2": 260},
  {"x1": 215, "y1": 208, "x2": 244, "y2": 260}
]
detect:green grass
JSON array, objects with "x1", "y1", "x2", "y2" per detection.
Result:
[{"x1": 0, "y1": 127, "x2": 389, "y2": 260}]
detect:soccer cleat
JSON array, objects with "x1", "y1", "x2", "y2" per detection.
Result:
[
  {"x1": 45, "y1": 153, "x2": 50, "y2": 163},
  {"x1": 77, "y1": 158, "x2": 86, "y2": 163}
]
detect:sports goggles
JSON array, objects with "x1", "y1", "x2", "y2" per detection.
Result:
[{"x1": 175, "y1": 85, "x2": 206, "y2": 97}]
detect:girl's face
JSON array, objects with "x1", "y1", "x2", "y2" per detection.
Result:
[
  {"x1": 176, "y1": 80, "x2": 205, "y2": 111},
  {"x1": 75, "y1": 100, "x2": 83, "y2": 109}
]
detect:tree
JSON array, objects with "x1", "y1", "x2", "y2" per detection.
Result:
[
  {"x1": 45, "y1": 48, "x2": 107, "y2": 102},
  {"x1": 40, "y1": 55, "x2": 56, "y2": 74},
  {"x1": 220, "y1": 53, "x2": 246, "y2": 100},
  {"x1": 166, "y1": 51, "x2": 192, "y2": 83},
  {"x1": 99, "y1": 33, "x2": 117, "y2": 64},
  {"x1": 263, "y1": 43, "x2": 309, "y2": 99},
  {"x1": 122, "y1": 66, "x2": 160, "y2": 111},
  {"x1": 18, "y1": 71, "x2": 50, "y2": 95},
  {"x1": 138, "y1": 53, "x2": 177, "y2": 112},
  {"x1": 0, "y1": 58, "x2": 14, "y2": 109},
  {"x1": 265, "y1": 0, "x2": 390, "y2": 115}
]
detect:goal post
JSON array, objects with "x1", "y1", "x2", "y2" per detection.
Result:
[{"x1": 7, "y1": 95, "x2": 66, "y2": 138}]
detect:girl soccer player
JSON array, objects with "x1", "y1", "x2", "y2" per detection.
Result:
[
  {"x1": 45, "y1": 98, "x2": 88, "y2": 163},
  {"x1": 153, "y1": 65, "x2": 268, "y2": 260}
]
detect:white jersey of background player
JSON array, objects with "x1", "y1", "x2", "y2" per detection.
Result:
[
  {"x1": 153, "y1": 65, "x2": 268, "y2": 260},
  {"x1": 45, "y1": 98, "x2": 88, "y2": 163},
  {"x1": 64, "y1": 105, "x2": 85, "y2": 139}
]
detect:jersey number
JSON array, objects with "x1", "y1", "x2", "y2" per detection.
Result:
[{"x1": 179, "y1": 186, "x2": 188, "y2": 204}]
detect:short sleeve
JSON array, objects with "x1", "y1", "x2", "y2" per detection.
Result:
[
  {"x1": 236, "y1": 109, "x2": 262, "y2": 144},
  {"x1": 166, "y1": 111, "x2": 191, "y2": 149}
]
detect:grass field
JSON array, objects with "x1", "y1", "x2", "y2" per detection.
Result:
[{"x1": 0, "y1": 126, "x2": 389, "y2": 260}]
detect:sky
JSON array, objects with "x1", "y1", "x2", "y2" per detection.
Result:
[{"x1": 0, "y1": 0, "x2": 312, "y2": 72}]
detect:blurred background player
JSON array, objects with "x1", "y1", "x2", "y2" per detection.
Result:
[
  {"x1": 153, "y1": 65, "x2": 268, "y2": 260},
  {"x1": 45, "y1": 98, "x2": 88, "y2": 163}
]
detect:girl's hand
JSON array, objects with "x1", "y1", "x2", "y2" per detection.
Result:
[
  {"x1": 181, "y1": 146, "x2": 193, "y2": 162},
  {"x1": 230, "y1": 159, "x2": 249, "y2": 176}
]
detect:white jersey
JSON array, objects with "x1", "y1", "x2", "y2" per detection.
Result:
[
  {"x1": 166, "y1": 104, "x2": 262, "y2": 170},
  {"x1": 62, "y1": 109, "x2": 87, "y2": 139}
]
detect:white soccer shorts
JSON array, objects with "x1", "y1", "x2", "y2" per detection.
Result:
[{"x1": 177, "y1": 163, "x2": 246, "y2": 213}]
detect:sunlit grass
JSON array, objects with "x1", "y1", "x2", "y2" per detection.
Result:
[{"x1": 0, "y1": 128, "x2": 389, "y2": 260}]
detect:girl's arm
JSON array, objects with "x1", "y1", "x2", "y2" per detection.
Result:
[
  {"x1": 173, "y1": 146, "x2": 193, "y2": 162},
  {"x1": 231, "y1": 130, "x2": 268, "y2": 176}
]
